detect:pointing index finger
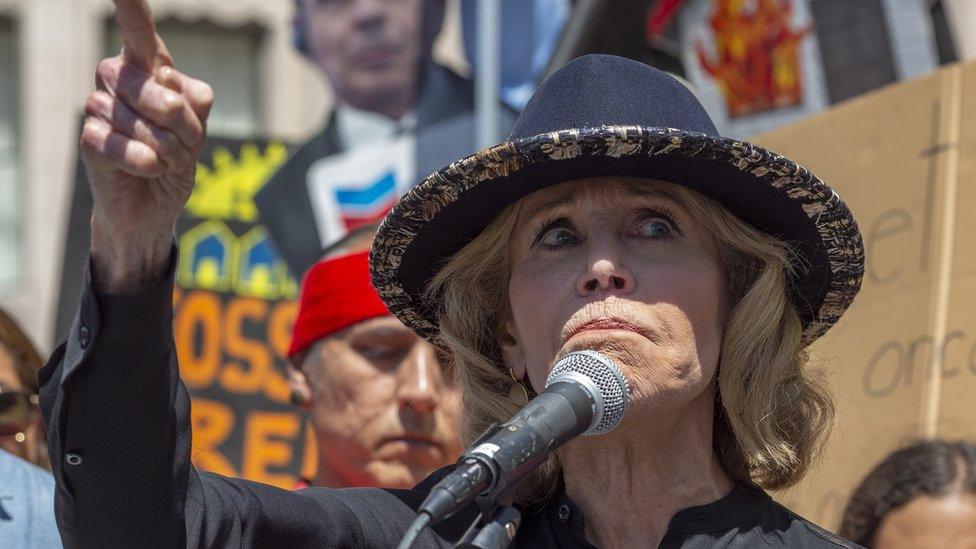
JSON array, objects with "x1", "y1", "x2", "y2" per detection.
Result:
[{"x1": 113, "y1": 0, "x2": 171, "y2": 72}]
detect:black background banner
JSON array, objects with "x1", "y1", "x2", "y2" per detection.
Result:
[{"x1": 56, "y1": 137, "x2": 314, "y2": 488}]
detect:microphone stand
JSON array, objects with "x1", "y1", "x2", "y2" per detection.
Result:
[
  {"x1": 455, "y1": 426, "x2": 523, "y2": 549},
  {"x1": 455, "y1": 505, "x2": 521, "y2": 549},
  {"x1": 399, "y1": 350, "x2": 628, "y2": 548},
  {"x1": 397, "y1": 423, "x2": 524, "y2": 549}
]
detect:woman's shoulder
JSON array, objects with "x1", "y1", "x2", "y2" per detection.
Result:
[
  {"x1": 760, "y1": 497, "x2": 863, "y2": 549},
  {"x1": 678, "y1": 482, "x2": 862, "y2": 548}
]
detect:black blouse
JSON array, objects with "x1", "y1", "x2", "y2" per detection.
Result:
[{"x1": 39, "y1": 249, "x2": 860, "y2": 548}]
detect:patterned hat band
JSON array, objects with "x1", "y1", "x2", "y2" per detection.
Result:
[{"x1": 368, "y1": 55, "x2": 864, "y2": 347}]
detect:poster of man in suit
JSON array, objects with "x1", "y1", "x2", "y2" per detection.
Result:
[{"x1": 255, "y1": 0, "x2": 478, "y2": 278}]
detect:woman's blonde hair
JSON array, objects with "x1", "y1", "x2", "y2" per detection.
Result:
[{"x1": 426, "y1": 180, "x2": 834, "y2": 506}]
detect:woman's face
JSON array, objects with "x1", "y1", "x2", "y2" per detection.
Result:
[
  {"x1": 0, "y1": 343, "x2": 40, "y2": 464},
  {"x1": 872, "y1": 493, "x2": 976, "y2": 548},
  {"x1": 500, "y1": 177, "x2": 726, "y2": 422}
]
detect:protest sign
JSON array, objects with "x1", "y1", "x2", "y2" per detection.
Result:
[
  {"x1": 175, "y1": 139, "x2": 313, "y2": 488},
  {"x1": 56, "y1": 138, "x2": 314, "y2": 489},
  {"x1": 756, "y1": 60, "x2": 976, "y2": 528}
]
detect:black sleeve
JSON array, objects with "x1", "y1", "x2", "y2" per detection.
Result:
[{"x1": 37, "y1": 246, "x2": 375, "y2": 548}]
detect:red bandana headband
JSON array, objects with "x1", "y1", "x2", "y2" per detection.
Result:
[{"x1": 287, "y1": 250, "x2": 390, "y2": 358}]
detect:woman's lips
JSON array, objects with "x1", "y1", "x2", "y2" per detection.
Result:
[{"x1": 565, "y1": 318, "x2": 650, "y2": 343}]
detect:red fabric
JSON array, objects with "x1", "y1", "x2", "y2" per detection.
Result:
[
  {"x1": 287, "y1": 250, "x2": 389, "y2": 357},
  {"x1": 646, "y1": 0, "x2": 684, "y2": 40}
]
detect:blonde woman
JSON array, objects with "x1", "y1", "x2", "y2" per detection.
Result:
[{"x1": 43, "y1": 5, "x2": 863, "y2": 546}]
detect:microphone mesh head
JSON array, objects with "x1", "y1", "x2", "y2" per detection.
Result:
[{"x1": 546, "y1": 350, "x2": 629, "y2": 435}]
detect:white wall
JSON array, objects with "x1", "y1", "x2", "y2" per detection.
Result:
[{"x1": 944, "y1": 0, "x2": 976, "y2": 61}]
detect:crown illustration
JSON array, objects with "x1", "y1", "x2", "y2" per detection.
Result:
[{"x1": 188, "y1": 142, "x2": 288, "y2": 222}]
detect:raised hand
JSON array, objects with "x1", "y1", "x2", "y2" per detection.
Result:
[{"x1": 81, "y1": 0, "x2": 213, "y2": 294}]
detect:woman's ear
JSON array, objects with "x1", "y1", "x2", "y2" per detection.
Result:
[{"x1": 497, "y1": 319, "x2": 527, "y2": 380}]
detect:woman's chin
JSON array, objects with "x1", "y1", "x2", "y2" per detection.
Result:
[
  {"x1": 555, "y1": 331, "x2": 709, "y2": 412},
  {"x1": 557, "y1": 330, "x2": 658, "y2": 380}
]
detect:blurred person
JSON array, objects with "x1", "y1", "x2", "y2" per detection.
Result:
[
  {"x1": 839, "y1": 439, "x2": 976, "y2": 548},
  {"x1": 0, "y1": 306, "x2": 60, "y2": 548},
  {"x1": 285, "y1": 224, "x2": 462, "y2": 489},
  {"x1": 255, "y1": 0, "x2": 475, "y2": 278},
  {"x1": 0, "y1": 307, "x2": 48, "y2": 469},
  {"x1": 0, "y1": 451, "x2": 62, "y2": 548}
]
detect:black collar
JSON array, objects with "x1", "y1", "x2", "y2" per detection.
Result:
[
  {"x1": 666, "y1": 483, "x2": 770, "y2": 534},
  {"x1": 545, "y1": 481, "x2": 770, "y2": 540}
]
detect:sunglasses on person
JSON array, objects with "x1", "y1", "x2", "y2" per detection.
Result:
[{"x1": 0, "y1": 388, "x2": 38, "y2": 438}]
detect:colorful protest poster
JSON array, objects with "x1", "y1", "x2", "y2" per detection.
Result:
[
  {"x1": 174, "y1": 139, "x2": 314, "y2": 489},
  {"x1": 56, "y1": 137, "x2": 315, "y2": 489},
  {"x1": 694, "y1": 0, "x2": 811, "y2": 117},
  {"x1": 678, "y1": 0, "x2": 830, "y2": 137}
]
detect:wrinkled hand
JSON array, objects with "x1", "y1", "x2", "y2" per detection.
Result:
[{"x1": 82, "y1": 0, "x2": 213, "y2": 294}]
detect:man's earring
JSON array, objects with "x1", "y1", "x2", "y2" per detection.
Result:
[
  {"x1": 508, "y1": 369, "x2": 529, "y2": 404},
  {"x1": 289, "y1": 387, "x2": 311, "y2": 406}
]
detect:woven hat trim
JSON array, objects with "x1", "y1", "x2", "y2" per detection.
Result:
[{"x1": 371, "y1": 126, "x2": 864, "y2": 347}]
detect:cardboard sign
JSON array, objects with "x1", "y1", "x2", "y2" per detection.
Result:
[{"x1": 754, "y1": 60, "x2": 976, "y2": 529}]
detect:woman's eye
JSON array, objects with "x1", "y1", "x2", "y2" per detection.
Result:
[
  {"x1": 539, "y1": 227, "x2": 580, "y2": 248},
  {"x1": 637, "y1": 218, "x2": 674, "y2": 239}
]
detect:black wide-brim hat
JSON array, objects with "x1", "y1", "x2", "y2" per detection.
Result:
[{"x1": 370, "y1": 54, "x2": 864, "y2": 346}]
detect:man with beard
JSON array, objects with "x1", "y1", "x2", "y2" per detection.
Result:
[{"x1": 285, "y1": 225, "x2": 463, "y2": 488}]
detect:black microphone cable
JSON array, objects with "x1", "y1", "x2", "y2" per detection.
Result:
[{"x1": 396, "y1": 511, "x2": 432, "y2": 549}]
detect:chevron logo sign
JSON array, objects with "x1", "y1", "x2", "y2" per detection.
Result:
[
  {"x1": 306, "y1": 135, "x2": 416, "y2": 248},
  {"x1": 334, "y1": 171, "x2": 398, "y2": 231}
]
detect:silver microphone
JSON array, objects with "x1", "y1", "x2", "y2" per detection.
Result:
[
  {"x1": 546, "y1": 350, "x2": 630, "y2": 435},
  {"x1": 415, "y1": 350, "x2": 630, "y2": 528}
]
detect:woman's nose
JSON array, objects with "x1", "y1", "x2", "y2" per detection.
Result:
[
  {"x1": 577, "y1": 243, "x2": 636, "y2": 296},
  {"x1": 396, "y1": 344, "x2": 441, "y2": 414}
]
